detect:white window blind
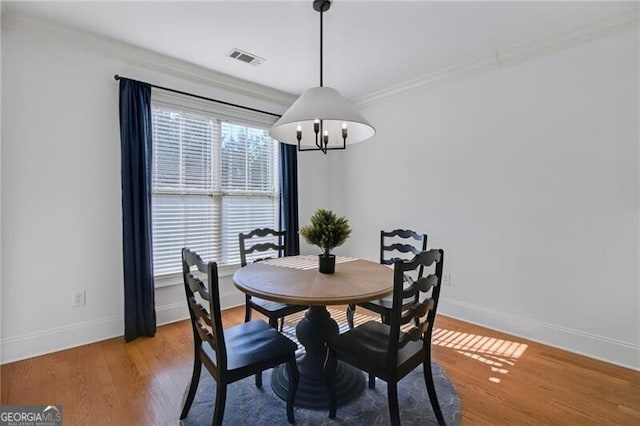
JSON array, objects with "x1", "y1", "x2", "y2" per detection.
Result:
[{"x1": 150, "y1": 91, "x2": 279, "y2": 277}]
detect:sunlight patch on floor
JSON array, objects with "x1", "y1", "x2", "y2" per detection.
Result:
[
  {"x1": 284, "y1": 309, "x2": 529, "y2": 384},
  {"x1": 432, "y1": 328, "x2": 529, "y2": 383}
]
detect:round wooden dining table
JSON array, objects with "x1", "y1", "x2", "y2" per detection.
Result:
[{"x1": 232, "y1": 255, "x2": 393, "y2": 409}]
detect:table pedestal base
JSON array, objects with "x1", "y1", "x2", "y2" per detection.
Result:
[
  {"x1": 271, "y1": 360, "x2": 365, "y2": 409},
  {"x1": 271, "y1": 305, "x2": 365, "y2": 409}
]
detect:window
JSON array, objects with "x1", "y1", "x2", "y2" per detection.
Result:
[{"x1": 150, "y1": 91, "x2": 279, "y2": 278}]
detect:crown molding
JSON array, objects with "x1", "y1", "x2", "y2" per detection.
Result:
[
  {"x1": 355, "y1": 9, "x2": 639, "y2": 109},
  {"x1": 3, "y1": 7, "x2": 637, "y2": 111},
  {"x1": 2, "y1": 10, "x2": 298, "y2": 108}
]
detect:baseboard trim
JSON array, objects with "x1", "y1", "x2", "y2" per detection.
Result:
[
  {"x1": 1, "y1": 291, "x2": 248, "y2": 364},
  {"x1": 438, "y1": 297, "x2": 640, "y2": 371},
  {"x1": 0, "y1": 315, "x2": 123, "y2": 365},
  {"x1": 155, "y1": 302, "x2": 189, "y2": 326},
  {"x1": 155, "y1": 291, "x2": 245, "y2": 326},
  {"x1": 5, "y1": 294, "x2": 636, "y2": 371}
]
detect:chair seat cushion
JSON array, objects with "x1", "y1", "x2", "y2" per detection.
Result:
[
  {"x1": 202, "y1": 320, "x2": 297, "y2": 379},
  {"x1": 249, "y1": 296, "x2": 307, "y2": 316},
  {"x1": 327, "y1": 321, "x2": 424, "y2": 381},
  {"x1": 358, "y1": 295, "x2": 417, "y2": 313},
  {"x1": 359, "y1": 296, "x2": 393, "y2": 311}
]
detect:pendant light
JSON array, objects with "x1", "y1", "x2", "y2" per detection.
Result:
[{"x1": 269, "y1": 0, "x2": 375, "y2": 154}]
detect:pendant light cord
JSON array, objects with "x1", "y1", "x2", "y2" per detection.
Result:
[{"x1": 320, "y1": 7, "x2": 323, "y2": 87}]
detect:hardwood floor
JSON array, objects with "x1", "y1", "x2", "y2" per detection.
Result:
[{"x1": 1, "y1": 307, "x2": 638, "y2": 425}]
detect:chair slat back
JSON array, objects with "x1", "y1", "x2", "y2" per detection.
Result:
[
  {"x1": 388, "y1": 249, "x2": 444, "y2": 357},
  {"x1": 239, "y1": 228, "x2": 287, "y2": 267},
  {"x1": 380, "y1": 229, "x2": 427, "y2": 281},
  {"x1": 182, "y1": 248, "x2": 227, "y2": 372}
]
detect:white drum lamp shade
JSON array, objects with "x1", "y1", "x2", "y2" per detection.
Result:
[{"x1": 269, "y1": 87, "x2": 375, "y2": 148}]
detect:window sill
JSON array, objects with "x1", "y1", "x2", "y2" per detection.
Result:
[{"x1": 154, "y1": 263, "x2": 241, "y2": 289}]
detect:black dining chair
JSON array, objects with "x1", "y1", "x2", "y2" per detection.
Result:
[
  {"x1": 180, "y1": 248, "x2": 299, "y2": 425},
  {"x1": 346, "y1": 229, "x2": 427, "y2": 328},
  {"x1": 239, "y1": 228, "x2": 307, "y2": 331},
  {"x1": 325, "y1": 249, "x2": 446, "y2": 426}
]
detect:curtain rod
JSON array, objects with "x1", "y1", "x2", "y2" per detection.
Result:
[{"x1": 113, "y1": 74, "x2": 281, "y2": 118}]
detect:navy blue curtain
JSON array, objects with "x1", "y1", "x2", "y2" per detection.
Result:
[
  {"x1": 119, "y1": 78, "x2": 156, "y2": 342},
  {"x1": 279, "y1": 143, "x2": 300, "y2": 256}
]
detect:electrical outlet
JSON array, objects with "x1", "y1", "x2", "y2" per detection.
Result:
[
  {"x1": 72, "y1": 290, "x2": 86, "y2": 307},
  {"x1": 442, "y1": 273, "x2": 451, "y2": 287}
]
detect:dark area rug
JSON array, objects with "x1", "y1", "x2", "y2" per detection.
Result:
[
  {"x1": 180, "y1": 362, "x2": 460, "y2": 425},
  {"x1": 181, "y1": 310, "x2": 460, "y2": 425}
]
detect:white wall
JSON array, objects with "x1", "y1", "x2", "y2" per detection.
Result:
[
  {"x1": 1, "y1": 10, "x2": 637, "y2": 371},
  {"x1": 335, "y1": 29, "x2": 639, "y2": 369},
  {"x1": 0, "y1": 13, "x2": 329, "y2": 363},
  {"x1": 0, "y1": 4, "x2": 4, "y2": 365},
  {"x1": 297, "y1": 152, "x2": 333, "y2": 256}
]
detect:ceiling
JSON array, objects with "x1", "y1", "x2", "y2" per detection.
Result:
[{"x1": 4, "y1": 1, "x2": 636, "y2": 99}]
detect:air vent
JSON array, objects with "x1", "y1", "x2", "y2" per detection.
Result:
[{"x1": 226, "y1": 48, "x2": 265, "y2": 66}]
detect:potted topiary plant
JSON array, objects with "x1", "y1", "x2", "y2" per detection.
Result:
[{"x1": 300, "y1": 209, "x2": 352, "y2": 274}]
